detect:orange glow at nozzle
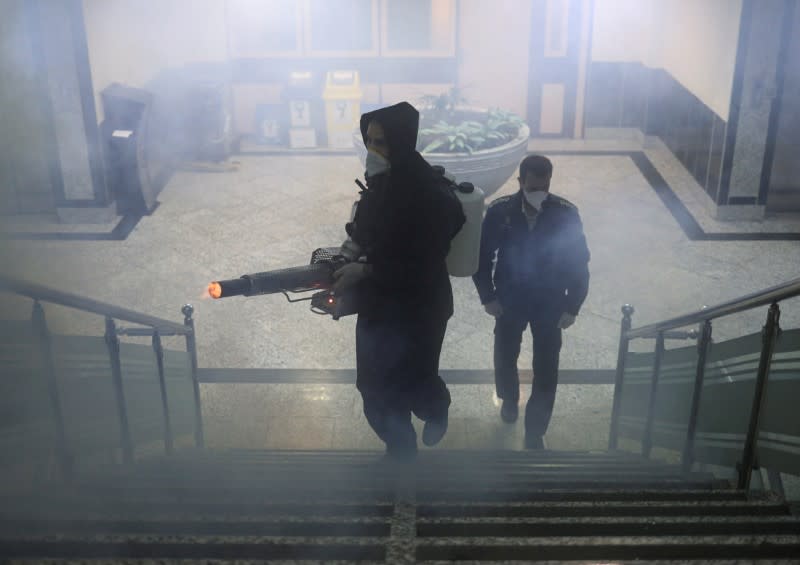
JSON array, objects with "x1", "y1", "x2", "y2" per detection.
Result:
[{"x1": 208, "y1": 282, "x2": 222, "y2": 299}]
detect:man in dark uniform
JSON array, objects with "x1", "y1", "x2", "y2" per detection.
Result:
[
  {"x1": 472, "y1": 154, "x2": 590, "y2": 449},
  {"x1": 333, "y1": 102, "x2": 465, "y2": 460}
]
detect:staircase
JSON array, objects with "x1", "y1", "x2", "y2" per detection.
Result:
[{"x1": 2, "y1": 448, "x2": 800, "y2": 563}]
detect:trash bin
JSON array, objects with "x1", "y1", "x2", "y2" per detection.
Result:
[
  {"x1": 100, "y1": 83, "x2": 158, "y2": 214},
  {"x1": 322, "y1": 70, "x2": 362, "y2": 148},
  {"x1": 284, "y1": 71, "x2": 323, "y2": 148}
]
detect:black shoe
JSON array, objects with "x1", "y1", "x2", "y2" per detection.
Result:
[
  {"x1": 500, "y1": 399, "x2": 519, "y2": 423},
  {"x1": 422, "y1": 415, "x2": 448, "y2": 446},
  {"x1": 524, "y1": 434, "x2": 545, "y2": 450}
]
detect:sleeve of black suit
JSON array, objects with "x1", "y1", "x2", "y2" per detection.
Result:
[
  {"x1": 472, "y1": 204, "x2": 501, "y2": 305},
  {"x1": 561, "y1": 210, "x2": 590, "y2": 316}
]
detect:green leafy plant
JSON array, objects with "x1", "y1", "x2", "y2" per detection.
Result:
[{"x1": 416, "y1": 88, "x2": 525, "y2": 154}]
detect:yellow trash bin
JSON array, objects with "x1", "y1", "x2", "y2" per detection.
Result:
[{"x1": 322, "y1": 71, "x2": 363, "y2": 148}]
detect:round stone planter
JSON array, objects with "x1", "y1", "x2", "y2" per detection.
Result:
[{"x1": 353, "y1": 114, "x2": 530, "y2": 198}]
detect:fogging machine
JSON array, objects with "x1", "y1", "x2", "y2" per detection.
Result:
[{"x1": 208, "y1": 247, "x2": 357, "y2": 319}]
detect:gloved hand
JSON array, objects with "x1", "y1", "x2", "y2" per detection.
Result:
[
  {"x1": 333, "y1": 262, "x2": 369, "y2": 294},
  {"x1": 483, "y1": 299, "x2": 503, "y2": 318},
  {"x1": 340, "y1": 237, "x2": 362, "y2": 262},
  {"x1": 557, "y1": 312, "x2": 576, "y2": 329}
]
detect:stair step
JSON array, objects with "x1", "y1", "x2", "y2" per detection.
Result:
[
  {"x1": 3, "y1": 499, "x2": 395, "y2": 518},
  {"x1": 417, "y1": 499, "x2": 791, "y2": 518},
  {"x1": 415, "y1": 488, "x2": 750, "y2": 503},
  {"x1": 415, "y1": 535, "x2": 800, "y2": 561},
  {"x1": 0, "y1": 518, "x2": 391, "y2": 537},
  {"x1": 3, "y1": 515, "x2": 798, "y2": 539},
  {"x1": 0, "y1": 538, "x2": 386, "y2": 561},
  {"x1": 3, "y1": 534, "x2": 800, "y2": 561},
  {"x1": 416, "y1": 515, "x2": 800, "y2": 537}
]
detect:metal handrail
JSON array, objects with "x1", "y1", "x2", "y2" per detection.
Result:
[
  {"x1": 0, "y1": 274, "x2": 190, "y2": 335},
  {"x1": 627, "y1": 276, "x2": 800, "y2": 339},
  {"x1": 0, "y1": 274, "x2": 204, "y2": 480},
  {"x1": 610, "y1": 276, "x2": 800, "y2": 493}
]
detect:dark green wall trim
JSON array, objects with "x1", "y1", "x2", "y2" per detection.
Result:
[
  {"x1": 758, "y1": 0, "x2": 796, "y2": 206},
  {"x1": 717, "y1": 0, "x2": 753, "y2": 205}
]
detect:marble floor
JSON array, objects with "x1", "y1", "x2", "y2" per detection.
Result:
[{"x1": 1, "y1": 134, "x2": 799, "y2": 455}]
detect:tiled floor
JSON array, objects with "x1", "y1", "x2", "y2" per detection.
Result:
[{"x1": 1, "y1": 134, "x2": 799, "y2": 453}]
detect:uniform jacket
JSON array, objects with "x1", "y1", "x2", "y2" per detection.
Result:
[{"x1": 472, "y1": 191, "x2": 590, "y2": 315}]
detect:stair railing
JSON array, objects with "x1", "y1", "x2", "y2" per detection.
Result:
[
  {"x1": 609, "y1": 276, "x2": 800, "y2": 491},
  {"x1": 0, "y1": 275, "x2": 204, "y2": 481}
]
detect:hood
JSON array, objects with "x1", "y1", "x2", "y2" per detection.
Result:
[{"x1": 360, "y1": 101, "x2": 419, "y2": 168}]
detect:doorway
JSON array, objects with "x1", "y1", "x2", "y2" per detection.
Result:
[{"x1": 527, "y1": 0, "x2": 593, "y2": 138}]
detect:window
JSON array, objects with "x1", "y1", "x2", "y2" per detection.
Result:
[
  {"x1": 386, "y1": 0, "x2": 431, "y2": 50},
  {"x1": 381, "y1": 0, "x2": 455, "y2": 57},
  {"x1": 307, "y1": 0, "x2": 376, "y2": 53},
  {"x1": 227, "y1": 0, "x2": 454, "y2": 58},
  {"x1": 228, "y1": 0, "x2": 303, "y2": 56}
]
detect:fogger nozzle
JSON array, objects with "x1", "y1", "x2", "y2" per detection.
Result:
[
  {"x1": 208, "y1": 263, "x2": 335, "y2": 299},
  {"x1": 208, "y1": 278, "x2": 251, "y2": 299}
]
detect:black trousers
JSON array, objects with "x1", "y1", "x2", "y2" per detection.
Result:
[
  {"x1": 356, "y1": 312, "x2": 451, "y2": 454},
  {"x1": 493, "y1": 299, "x2": 563, "y2": 437}
]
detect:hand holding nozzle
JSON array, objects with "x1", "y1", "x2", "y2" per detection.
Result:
[
  {"x1": 340, "y1": 237, "x2": 362, "y2": 262},
  {"x1": 332, "y1": 262, "x2": 369, "y2": 294}
]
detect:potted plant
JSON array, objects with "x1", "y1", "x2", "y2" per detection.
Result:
[{"x1": 354, "y1": 87, "x2": 530, "y2": 196}]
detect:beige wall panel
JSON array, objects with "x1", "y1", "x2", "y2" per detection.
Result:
[
  {"x1": 591, "y1": 0, "x2": 742, "y2": 119},
  {"x1": 591, "y1": 0, "x2": 654, "y2": 63},
  {"x1": 657, "y1": 0, "x2": 742, "y2": 119},
  {"x1": 458, "y1": 0, "x2": 532, "y2": 120},
  {"x1": 83, "y1": 0, "x2": 228, "y2": 122},
  {"x1": 540, "y1": 83, "x2": 565, "y2": 134}
]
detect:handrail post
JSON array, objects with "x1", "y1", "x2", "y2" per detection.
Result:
[
  {"x1": 31, "y1": 301, "x2": 72, "y2": 482},
  {"x1": 682, "y1": 318, "x2": 713, "y2": 472},
  {"x1": 609, "y1": 304, "x2": 634, "y2": 450},
  {"x1": 152, "y1": 330, "x2": 173, "y2": 455},
  {"x1": 642, "y1": 331, "x2": 665, "y2": 458},
  {"x1": 738, "y1": 302, "x2": 781, "y2": 490},
  {"x1": 105, "y1": 317, "x2": 133, "y2": 464},
  {"x1": 183, "y1": 304, "x2": 205, "y2": 448}
]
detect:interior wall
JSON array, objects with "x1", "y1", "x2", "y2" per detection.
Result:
[
  {"x1": 82, "y1": 0, "x2": 228, "y2": 123},
  {"x1": 590, "y1": 0, "x2": 653, "y2": 64},
  {"x1": 457, "y1": 0, "x2": 532, "y2": 120},
  {"x1": 768, "y1": 1, "x2": 800, "y2": 211},
  {"x1": 591, "y1": 0, "x2": 741, "y2": 119},
  {"x1": 83, "y1": 0, "x2": 535, "y2": 135},
  {"x1": 0, "y1": 0, "x2": 54, "y2": 214}
]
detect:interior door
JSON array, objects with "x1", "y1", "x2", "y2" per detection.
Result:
[{"x1": 527, "y1": 0, "x2": 593, "y2": 138}]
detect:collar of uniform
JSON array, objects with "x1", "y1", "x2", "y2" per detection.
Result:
[{"x1": 517, "y1": 191, "x2": 551, "y2": 217}]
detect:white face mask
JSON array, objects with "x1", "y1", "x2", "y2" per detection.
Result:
[
  {"x1": 523, "y1": 190, "x2": 548, "y2": 209},
  {"x1": 365, "y1": 150, "x2": 390, "y2": 178}
]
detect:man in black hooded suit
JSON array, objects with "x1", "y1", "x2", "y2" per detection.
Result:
[{"x1": 332, "y1": 101, "x2": 465, "y2": 459}]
